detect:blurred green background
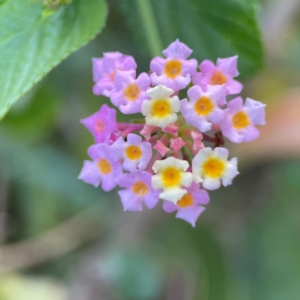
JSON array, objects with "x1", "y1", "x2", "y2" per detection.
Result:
[{"x1": 1, "y1": 0, "x2": 300, "y2": 299}]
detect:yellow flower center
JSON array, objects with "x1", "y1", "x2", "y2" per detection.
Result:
[
  {"x1": 125, "y1": 145, "x2": 142, "y2": 160},
  {"x1": 124, "y1": 83, "x2": 141, "y2": 101},
  {"x1": 97, "y1": 158, "x2": 112, "y2": 175},
  {"x1": 194, "y1": 96, "x2": 214, "y2": 116},
  {"x1": 161, "y1": 167, "x2": 182, "y2": 188},
  {"x1": 177, "y1": 192, "x2": 194, "y2": 208},
  {"x1": 232, "y1": 111, "x2": 250, "y2": 129},
  {"x1": 164, "y1": 59, "x2": 182, "y2": 79},
  {"x1": 95, "y1": 119, "x2": 106, "y2": 133},
  {"x1": 152, "y1": 99, "x2": 172, "y2": 118},
  {"x1": 132, "y1": 181, "x2": 149, "y2": 196},
  {"x1": 210, "y1": 70, "x2": 227, "y2": 85},
  {"x1": 202, "y1": 157, "x2": 225, "y2": 178}
]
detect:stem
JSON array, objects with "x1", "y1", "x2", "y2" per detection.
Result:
[{"x1": 135, "y1": 0, "x2": 163, "y2": 57}]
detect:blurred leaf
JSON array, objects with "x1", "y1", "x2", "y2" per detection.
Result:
[
  {"x1": 120, "y1": 0, "x2": 263, "y2": 78},
  {"x1": 0, "y1": 0, "x2": 108, "y2": 119},
  {"x1": 97, "y1": 246, "x2": 164, "y2": 300},
  {"x1": 1, "y1": 84, "x2": 60, "y2": 143},
  {"x1": 0, "y1": 273, "x2": 66, "y2": 300},
  {"x1": 246, "y1": 162, "x2": 300, "y2": 300},
  {"x1": 0, "y1": 134, "x2": 104, "y2": 210}
]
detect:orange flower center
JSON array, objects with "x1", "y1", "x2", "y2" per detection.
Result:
[
  {"x1": 124, "y1": 83, "x2": 141, "y2": 101},
  {"x1": 232, "y1": 111, "x2": 250, "y2": 129},
  {"x1": 210, "y1": 70, "x2": 227, "y2": 85},
  {"x1": 177, "y1": 192, "x2": 194, "y2": 208},
  {"x1": 161, "y1": 167, "x2": 182, "y2": 188},
  {"x1": 132, "y1": 181, "x2": 149, "y2": 196},
  {"x1": 152, "y1": 99, "x2": 172, "y2": 118},
  {"x1": 125, "y1": 145, "x2": 142, "y2": 160},
  {"x1": 164, "y1": 59, "x2": 182, "y2": 79},
  {"x1": 97, "y1": 158, "x2": 112, "y2": 174},
  {"x1": 202, "y1": 157, "x2": 225, "y2": 178},
  {"x1": 194, "y1": 96, "x2": 214, "y2": 116}
]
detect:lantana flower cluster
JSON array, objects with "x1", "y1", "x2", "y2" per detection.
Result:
[{"x1": 79, "y1": 40, "x2": 266, "y2": 227}]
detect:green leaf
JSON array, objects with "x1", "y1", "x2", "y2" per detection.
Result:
[
  {"x1": 120, "y1": 0, "x2": 264, "y2": 78},
  {"x1": 0, "y1": 0, "x2": 108, "y2": 119}
]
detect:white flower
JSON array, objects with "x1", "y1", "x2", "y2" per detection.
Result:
[
  {"x1": 192, "y1": 147, "x2": 239, "y2": 190},
  {"x1": 141, "y1": 85, "x2": 180, "y2": 128},
  {"x1": 152, "y1": 156, "x2": 193, "y2": 203}
]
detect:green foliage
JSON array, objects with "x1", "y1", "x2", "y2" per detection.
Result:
[
  {"x1": 120, "y1": 0, "x2": 264, "y2": 78},
  {"x1": 0, "y1": 0, "x2": 108, "y2": 119}
]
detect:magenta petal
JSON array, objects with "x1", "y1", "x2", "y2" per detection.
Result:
[
  {"x1": 226, "y1": 79, "x2": 243, "y2": 95},
  {"x1": 163, "y1": 200, "x2": 177, "y2": 213},
  {"x1": 118, "y1": 190, "x2": 143, "y2": 211},
  {"x1": 182, "y1": 59, "x2": 198, "y2": 76},
  {"x1": 176, "y1": 206, "x2": 205, "y2": 227},
  {"x1": 143, "y1": 193, "x2": 159, "y2": 209},
  {"x1": 150, "y1": 57, "x2": 166, "y2": 75},
  {"x1": 78, "y1": 161, "x2": 101, "y2": 188},
  {"x1": 199, "y1": 60, "x2": 215, "y2": 74},
  {"x1": 162, "y1": 39, "x2": 193, "y2": 59},
  {"x1": 227, "y1": 97, "x2": 244, "y2": 112},
  {"x1": 241, "y1": 125, "x2": 260, "y2": 142},
  {"x1": 245, "y1": 98, "x2": 266, "y2": 125},
  {"x1": 217, "y1": 56, "x2": 239, "y2": 77}
]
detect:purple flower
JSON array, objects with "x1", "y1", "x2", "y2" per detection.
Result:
[
  {"x1": 193, "y1": 56, "x2": 243, "y2": 95},
  {"x1": 150, "y1": 39, "x2": 197, "y2": 91},
  {"x1": 110, "y1": 70, "x2": 151, "y2": 114},
  {"x1": 112, "y1": 133, "x2": 152, "y2": 172},
  {"x1": 220, "y1": 97, "x2": 266, "y2": 143},
  {"x1": 93, "y1": 52, "x2": 137, "y2": 97},
  {"x1": 117, "y1": 171, "x2": 160, "y2": 211},
  {"x1": 80, "y1": 104, "x2": 118, "y2": 144},
  {"x1": 181, "y1": 85, "x2": 226, "y2": 132},
  {"x1": 163, "y1": 183, "x2": 209, "y2": 227},
  {"x1": 78, "y1": 144, "x2": 123, "y2": 191}
]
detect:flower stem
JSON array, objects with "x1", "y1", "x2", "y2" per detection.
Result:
[{"x1": 135, "y1": 0, "x2": 163, "y2": 57}]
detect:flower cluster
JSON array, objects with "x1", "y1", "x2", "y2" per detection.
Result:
[{"x1": 79, "y1": 39, "x2": 266, "y2": 227}]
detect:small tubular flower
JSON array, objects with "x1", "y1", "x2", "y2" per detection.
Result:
[
  {"x1": 117, "y1": 171, "x2": 160, "y2": 211},
  {"x1": 192, "y1": 147, "x2": 239, "y2": 190},
  {"x1": 220, "y1": 97, "x2": 266, "y2": 143},
  {"x1": 152, "y1": 157, "x2": 193, "y2": 203},
  {"x1": 150, "y1": 39, "x2": 197, "y2": 91},
  {"x1": 110, "y1": 70, "x2": 151, "y2": 114},
  {"x1": 181, "y1": 84, "x2": 226, "y2": 132},
  {"x1": 78, "y1": 144, "x2": 122, "y2": 191},
  {"x1": 112, "y1": 133, "x2": 152, "y2": 172},
  {"x1": 93, "y1": 52, "x2": 137, "y2": 97},
  {"x1": 80, "y1": 104, "x2": 117, "y2": 144},
  {"x1": 193, "y1": 56, "x2": 243, "y2": 95},
  {"x1": 141, "y1": 85, "x2": 180, "y2": 128},
  {"x1": 163, "y1": 183, "x2": 209, "y2": 227}
]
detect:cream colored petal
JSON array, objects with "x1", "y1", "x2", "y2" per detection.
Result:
[
  {"x1": 159, "y1": 187, "x2": 187, "y2": 203},
  {"x1": 180, "y1": 172, "x2": 193, "y2": 187},
  {"x1": 147, "y1": 84, "x2": 174, "y2": 99}
]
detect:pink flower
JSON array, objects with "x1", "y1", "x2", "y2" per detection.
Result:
[
  {"x1": 181, "y1": 85, "x2": 226, "y2": 132},
  {"x1": 153, "y1": 140, "x2": 170, "y2": 157},
  {"x1": 78, "y1": 144, "x2": 122, "y2": 191},
  {"x1": 220, "y1": 97, "x2": 266, "y2": 143},
  {"x1": 80, "y1": 104, "x2": 118, "y2": 144},
  {"x1": 170, "y1": 137, "x2": 186, "y2": 153},
  {"x1": 193, "y1": 56, "x2": 243, "y2": 95},
  {"x1": 163, "y1": 183, "x2": 209, "y2": 227},
  {"x1": 150, "y1": 39, "x2": 197, "y2": 91},
  {"x1": 117, "y1": 171, "x2": 160, "y2": 211},
  {"x1": 93, "y1": 52, "x2": 137, "y2": 97},
  {"x1": 110, "y1": 70, "x2": 151, "y2": 114},
  {"x1": 112, "y1": 133, "x2": 152, "y2": 172}
]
